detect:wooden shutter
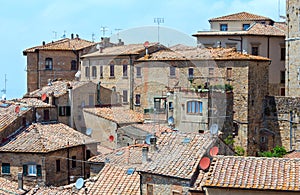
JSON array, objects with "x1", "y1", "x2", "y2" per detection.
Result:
[
  {"x1": 37, "y1": 165, "x2": 42, "y2": 176},
  {"x1": 23, "y1": 165, "x2": 27, "y2": 176}
]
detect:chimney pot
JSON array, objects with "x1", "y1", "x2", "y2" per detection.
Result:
[
  {"x1": 42, "y1": 41, "x2": 45, "y2": 46},
  {"x1": 71, "y1": 33, "x2": 74, "y2": 39}
]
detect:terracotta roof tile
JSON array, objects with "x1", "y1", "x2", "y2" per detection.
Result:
[
  {"x1": 83, "y1": 107, "x2": 144, "y2": 124},
  {"x1": 0, "y1": 123, "x2": 97, "y2": 153},
  {"x1": 23, "y1": 38, "x2": 95, "y2": 54},
  {"x1": 24, "y1": 80, "x2": 92, "y2": 98},
  {"x1": 0, "y1": 177, "x2": 28, "y2": 195},
  {"x1": 285, "y1": 151, "x2": 300, "y2": 158},
  {"x1": 138, "y1": 47, "x2": 270, "y2": 61},
  {"x1": 204, "y1": 156, "x2": 300, "y2": 191},
  {"x1": 12, "y1": 98, "x2": 54, "y2": 108},
  {"x1": 209, "y1": 12, "x2": 272, "y2": 22}
]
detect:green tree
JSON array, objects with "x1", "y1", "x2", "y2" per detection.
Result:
[{"x1": 258, "y1": 146, "x2": 287, "y2": 158}]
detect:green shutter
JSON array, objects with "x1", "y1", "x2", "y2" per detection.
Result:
[
  {"x1": 37, "y1": 165, "x2": 42, "y2": 176},
  {"x1": 58, "y1": 107, "x2": 63, "y2": 116},
  {"x1": 23, "y1": 165, "x2": 27, "y2": 176},
  {"x1": 66, "y1": 106, "x2": 71, "y2": 116}
]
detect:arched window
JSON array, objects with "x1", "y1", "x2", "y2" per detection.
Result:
[
  {"x1": 45, "y1": 58, "x2": 53, "y2": 70},
  {"x1": 92, "y1": 66, "x2": 97, "y2": 78}
]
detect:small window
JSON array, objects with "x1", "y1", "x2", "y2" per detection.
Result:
[
  {"x1": 123, "y1": 90, "x2": 128, "y2": 103},
  {"x1": 56, "y1": 160, "x2": 60, "y2": 172},
  {"x1": 226, "y1": 68, "x2": 232, "y2": 79},
  {"x1": 281, "y1": 47, "x2": 286, "y2": 60},
  {"x1": 71, "y1": 156, "x2": 76, "y2": 168},
  {"x1": 187, "y1": 101, "x2": 203, "y2": 114},
  {"x1": 136, "y1": 67, "x2": 142, "y2": 77},
  {"x1": 220, "y1": 24, "x2": 228, "y2": 31},
  {"x1": 92, "y1": 66, "x2": 97, "y2": 78},
  {"x1": 71, "y1": 60, "x2": 77, "y2": 70},
  {"x1": 45, "y1": 58, "x2": 53, "y2": 70},
  {"x1": 1, "y1": 163, "x2": 10, "y2": 174},
  {"x1": 123, "y1": 64, "x2": 128, "y2": 77},
  {"x1": 110, "y1": 64, "x2": 115, "y2": 77},
  {"x1": 251, "y1": 46, "x2": 259, "y2": 56},
  {"x1": 44, "y1": 109, "x2": 50, "y2": 121},
  {"x1": 59, "y1": 106, "x2": 71, "y2": 116},
  {"x1": 170, "y1": 66, "x2": 176, "y2": 77},
  {"x1": 135, "y1": 94, "x2": 141, "y2": 105},
  {"x1": 280, "y1": 71, "x2": 285, "y2": 84},
  {"x1": 261, "y1": 136, "x2": 266, "y2": 143},
  {"x1": 100, "y1": 66, "x2": 103, "y2": 78},
  {"x1": 28, "y1": 165, "x2": 37, "y2": 176},
  {"x1": 243, "y1": 24, "x2": 250, "y2": 30},
  {"x1": 147, "y1": 184, "x2": 154, "y2": 195},
  {"x1": 209, "y1": 68, "x2": 214, "y2": 76},
  {"x1": 188, "y1": 68, "x2": 194, "y2": 79},
  {"x1": 85, "y1": 67, "x2": 90, "y2": 78}
]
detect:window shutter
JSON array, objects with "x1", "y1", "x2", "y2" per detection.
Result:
[
  {"x1": 58, "y1": 107, "x2": 62, "y2": 116},
  {"x1": 23, "y1": 165, "x2": 27, "y2": 176},
  {"x1": 37, "y1": 165, "x2": 42, "y2": 176},
  {"x1": 66, "y1": 106, "x2": 71, "y2": 116}
]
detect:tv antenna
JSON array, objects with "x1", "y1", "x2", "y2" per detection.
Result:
[
  {"x1": 92, "y1": 33, "x2": 95, "y2": 42},
  {"x1": 1, "y1": 74, "x2": 7, "y2": 97},
  {"x1": 154, "y1": 17, "x2": 164, "y2": 43},
  {"x1": 115, "y1": 28, "x2": 122, "y2": 40},
  {"x1": 52, "y1": 31, "x2": 57, "y2": 39},
  {"x1": 100, "y1": 26, "x2": 108, "y2": 37},
  {"x1": 61, "y1": 30, "x2": 66, "y2": 38}
]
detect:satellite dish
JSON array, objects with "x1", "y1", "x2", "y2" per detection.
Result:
[
  {"x1": 86, "y1": 128, "x2": 92, "y2": 136},
  {"x1": 199, "y1": 157, "x2": 211, "y2": 171},
  {"x1": 75, "y1": 71, "x2": 81, "y2": 78},
  {"x1": 145, "y1": 134, "x2": 154, "y2": 145},
  {"x1": 209, "y1": 146, "x2": 219, "y2": 157},
  {"x1": 168, "y1": 116, "x2": 174, "y2": 125},
  {"x1": 143, "y1": 41, "x2": 149, "y2": 48},
  {"x1": 109, "y1": 135, "x2": 114, "y2": 142},
  {"x1": 41, "y1": 93, "x2": 47, "y2": 101},
  {"x1": 75, "y1": 178, "x2": 84, "y2": 190},
  {"x1": 209, "y1": 124, "x2": 218, "y2": 135},
  {"x1": 15, "y1": 106, "x2": 20, "y2": 114}
]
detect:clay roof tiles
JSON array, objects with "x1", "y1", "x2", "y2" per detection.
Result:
[
  {"x1": 0, "y1": 123, "x2": 97, "y2": 153},
  {"x1": 209, "y1": 12, "x2": 272, "y2": 22},
  {"x1": 23, "y1": 38, "x2": 95, "y2": 54},
  {"x1": 83, "y1": 107, "x2": 144, "y2": 124},
  {"x1": 285, "y1": 151, "x2": 300, "y2": 158},
  {"x1": 0, "y1": 177, "x2": 28, "y2": 195},
  {"x1": 204, "y1": 156, "x2": 300, "y2": 191},
  {"x1": 12, "y1": 98, "x2": 54, "y2": 108}
]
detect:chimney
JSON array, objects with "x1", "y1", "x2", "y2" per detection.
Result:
[
  {"x1": 150, "y1": 136, "x2": 157, "y2": 151},
  {"x1": 142, "y1": 147, "x2": 148, "y2": 163},
  {"x1": 71, "y1": 33, "x2": 74, "y2": 39},
  {"x1": 42, "y1": 41, "x2": 45, "y2": 46},
  {"x1": 76, "y1": 34, "x2": 79, "y2": 39},
  {"x1": 18, "y1": 172, "x2": 23, "y2": 190}
]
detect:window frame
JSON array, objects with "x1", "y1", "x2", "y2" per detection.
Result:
[
  {"x1": 1, "y1": 163, "x2": 10, "y2": 174},
  {"x1": 110, "y1": 63, "x2": 115, "y2": 77},
  {"x1": 251, "y1": 46, "x2": 259, "y2": 56},
  {"x1": 242, "y1": 23, "x2": 250, "y2": 30},
  {"x1": 188, "y1": 68, "x2": 194, "y2": 79},
  {"x1": 135, "y1": 94, "x2": 141, "y2": 105},
  {"x1": 45, "y1": 58, "x2": 53, "y2": 70},
  {"x1": 123, "y1": 64, "x2": 128, "y2": 77},
  {"x1": 85, "y1": 66, "x2": 90, "y2": 78},
  {"x1": 187, "y1": 101, "x2": 203, "y2": 114},
  {"x1": 28, "y1": 165, "x2": 37, "y2": 176},
  {"x1": 220, "y1": 24, "x2": 228, "y2": 31},
  {"x1": 92, "y1": 66, "x2": 97, "y2": 78},
  {"x1": 136, "y1": 67, "x2": 142, "y2": 77}
]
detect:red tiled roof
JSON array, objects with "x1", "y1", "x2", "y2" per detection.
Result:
[
  {"x1": 23, "y1": 38, "x2": 95, "y2": 54},
  {"x1": 204, "y1": 156, "x2": 300, "y2": 191},
  {"x1": 0, "y1": 123, "x2": 97, "y2": 153},
  {"x1": 0, "y1": 177, "x2": 28, "y2": 195},
  {"x1": 285, "y1": 151, "x2": 300, "y2": 158},
  {"x1": 83, "y1": 107, "x2": 144, "y2": 124},
  {"x1": 138, "y1": 47, "x2": 270, "y2": 61},
  {"x1": 24, "y1": 80, "x2": 92, "y2": 98},
  {"x1": 12, "y1": 98, "x2": 54, "y2": 108},
  {"x1": 209, "y1": 12, "x2": 272, "y2": 22},
  {"x1": 79, "y1": 164, "x2": 140, "y2": 195}
]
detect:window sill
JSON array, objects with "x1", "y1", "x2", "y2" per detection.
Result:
[
  {"x1": 135, "y1": 104, "x2": 141, "y2": 107},
  {"x1": 109, "y1": 76, "x2": 115, "y2": 79},
  {"x1": 169, "y1": 75, "x2": 176, "y2": 78},
  {"x1": 187, "y1": 113, "x2": 203, "y2": 116},
  {"x1": 123, "y1": 102, "x2": 129, "y2": 105},
  {"x1": 136, "y1": 76, "x2": 142, "y2": 78},
  {"x1": 100, "y1": 76, "x2": 103, "y2": 79},
  {"x1": 122, "y1": 76, "x2": 128, "y2": 79},
  {"x1": 1, "y1": 173, "x2": 11, "y2": 176}
]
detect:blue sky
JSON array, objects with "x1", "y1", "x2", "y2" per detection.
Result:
[{"x1": 0, "y1": 0, "x2": 286, "y2": 99}]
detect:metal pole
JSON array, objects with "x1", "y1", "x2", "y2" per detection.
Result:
[{"x1": 290, "y1": 111, "x2": 293, "y2": 151}]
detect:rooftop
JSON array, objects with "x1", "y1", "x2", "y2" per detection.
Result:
[
  {"x1": 0, "y1": 177, "x2": 28, "y2": 195},
  {"x1": 204, "y1": 156, "x2": 300, "y2": 191},
  {"x1": 83, "y1": 107, "x2": 144, "y2": 124},
  {"x1": 23, "y1": 37, "x2": 95, "y2": 54},
  {"x1": 11, "y1": 98, "x2": 54, "y2": 108},
  {"x1": 24, "y1": 80, "x2": 93, "y2": 98},
  {"x1": 284, "y1": 150, "x2": 300, "y2": 158},
  {"x1": 0, "y1": 123, "x2": 97, "y2": 153},
  {"x1": 209, "y1": 12, "x2": 272, "y2": 22}
]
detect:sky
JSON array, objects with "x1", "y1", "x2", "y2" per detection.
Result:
[{"x1": 0, "y1": 0, "x2": 286, "y2": 99}]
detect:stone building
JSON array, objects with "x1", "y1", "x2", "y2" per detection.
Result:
[
  {"x1": 23, "y1": 35, "x2": 96, "y2": 93},
  {"x1": 193, "y1": 12, "x2": 286, "y2": 96},
  {"x1": 286, "y1": 0, "x2": 300, "y2": 96},
  {"x1": 0, "y1": 123, "x2": 98, "y2": 187},
  {"x1": 137, "y1": 46, "x2": 270, "y2": 155}
]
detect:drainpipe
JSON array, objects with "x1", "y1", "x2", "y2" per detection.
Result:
[
  {"x1": 67, "y1": 144, "x2": 70, "y2": 184},
  {"x1": 37, "y1": 49, "x2": 40, "y2": 89},
  {"x1": 290, "y1": 111, "x2": 293, "y2": 151},
  {"x1": 129, "y1": 54, "x2": 134, "y2": 110},
  {"x1": 68, "y1": 87, "x2": 74, "y2": 128},
  {"x1": 267, "y1": 36, "x2": 270, "y2": 58},
  {"x1": 82, "y1": 145, "x2": 85, "y2": 178}
]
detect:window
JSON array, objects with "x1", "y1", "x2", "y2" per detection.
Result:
[
  {"x1": 1, "y1": 163, "x2": 10, "y2": 174},
  {"x1": 243, "y1": 24, "x2": 250, "y2": 30},
  {"x1": 45, "y1": 58, "x2": 53, "y2": 70},
  {"x1": 71, "y1": 60, "x2": 77, "y2": 70},
  {"x1": 56, "y1": 160, "x2": 60, "y2": 172},
  {"x1": 136, "y1": 67, "x2": 142, "y2": 77},
  {"x1": 100, "y1": 66, "x2": 103, "y2": 78},
  {"x1": 86, "y1": 150, "x2": 91, "y2": 160},
  {"x1": 147, "y1": 184, "x2": 153, "y2": 195},
  {"x1": 59, "y1": 106, "x2": 71, "y2": 116},
  {"x1": 226, "y1": 68, "x2": 232, "y2": 79},
  {"x1": 110, "y1": 64, "x2": 114, "y2": 77},
  {"x1": 169, "y1": 102, "x2": 173, "y2": 110},
  {"x1": 261, "y1": 136, "x2": 266, "y2": 143},
  {"x1": 187, "y1": 101, "x2": 203, "y2": 114},
  {"x1": 280, "y1": 88, "x2": 285, "y2": 96},
  {"x1": 92, "y1": 66, "x2": 97, "y2": 78},
  {"x1": 281, "y1": 47, "x2": 286, "y2": 60},
  {"x1": 220, "y1": 24, "x2": 228, "y2": 31},
  {"x1": 188, "y1": 68, "x2": 194, "y2": 79},
  {"x1": 154, "y1": 98, "x2": 166, "y2": 113},
  {"x1": 123, "y1": 90, "x2": 128, "y2": 103},
  {"x1": 209, "y1": 68, "x2": 214, "y2": 76},
  {"x1": 44, "y1": 109, "x2": 49, "y2": 121},
  {"x1": 23, "y1": 164, "x2": 41, "y2": 176},
  {"x1": 123, "y1": 64, "x2": 128, "y2": 77},
  {"x1": 85, "y1": 67, "x2": 90, "y2": 78},
  {"x1": 280, "y1": 71, "x2": 285, "y2": 84},
  {"x1": 135, "y1": 94, "x2": 141, "y2": 105},
  {"x1": 170, "y1": 66, "x2": 176, "y2": 77},
  {"x1": 251, "y1": 46, "x2": 259, "y2": 56},
  {"x1": 71, "y1": 156, "x2": 76, "y2": 168}
]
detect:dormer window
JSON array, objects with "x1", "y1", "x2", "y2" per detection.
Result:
[
  {"x1": 220, "y1": 24, "x2": 228, "y2": 31},
  {"x1": 243, "y1": 24, "x2": 250, "y2": 30}
]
